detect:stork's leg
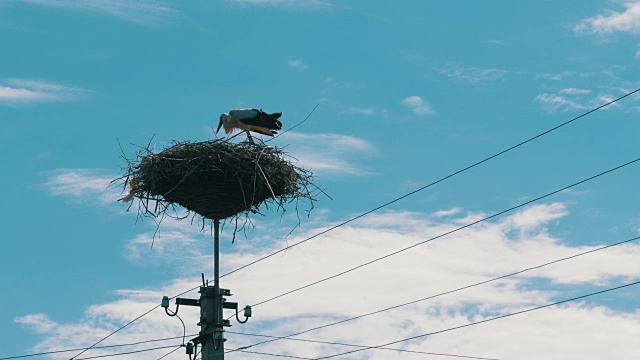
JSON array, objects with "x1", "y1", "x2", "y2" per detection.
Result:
[{"x1": 245, "y1": 131, "x2": 254, "y2": 143}]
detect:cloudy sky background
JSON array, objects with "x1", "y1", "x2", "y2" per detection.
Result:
[{"x1": 2, "y1": 0, "x2": 640, "y2": 359}]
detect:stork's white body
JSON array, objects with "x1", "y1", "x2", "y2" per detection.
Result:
[{"x1": 217, "y1": 108, "x2": 283, "y2": 139}]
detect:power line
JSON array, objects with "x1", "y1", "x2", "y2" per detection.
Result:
[
  {"x1": 68, "y1": 306, "x2": 160, "y2": 360},
  {"x1": 248, "y1": 157, "x2": 640, "y2": 308},
  {"x1": 156, "y1": 345, "x2": 182, "y2": 360},
  {"x1": 232, "y1": 349, "x2": 315, "y2": 359},
  {"x1": 269, "y1": 104, "x2": 320, "y2": 140},
  {"x1": 192, "y1": 348, "x2": 316, "y2": 360},
  {"x1": 0, "y1": 334, "x2": 198, "y2": 360},
  {"x1": 219, "y1": 87, "x2": 640, "y2": 280},
  {"x1": 72, "y1": 344, "x2": 183, "y2": 360},
  {"x1": 227, "y1": 234, "x2": 640, "y2": 353},
  {"x1": 67, "y1": 285, "x2": 200, "y2": 360},
  {"x1": 313, "y1": 280, "x2": 640, "y2": 359},
  {"x1": 227, "y1": 331, "x2": 501, "y2": 360}
]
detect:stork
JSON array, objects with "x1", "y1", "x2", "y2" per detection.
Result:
[{"x1": 217, "y1": 108, "x2": 283, "y2": 142}]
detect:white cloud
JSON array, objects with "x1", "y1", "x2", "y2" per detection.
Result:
[
  {"x1": 400, "y1": 95, "x2": 434, "y2": 115},
  {"x1": 537, "y1": 72, "x2": 566, "y2": 81},
  {"x1": 534, "y1": 87, "x2": 623, "y2": 113},
  {"x1": 348, "y1": 106, "x2": 375, "y2": 116},
  {"x1": 432, "y1": 207, "x2": 462, "y2": 217},
  {"x1": 276, "y1": 132, "x2": 376, "y2": 176},
  {"x1": 15, "y1": 314, "x2": 57, "y2": 334},
  {"x1": 0, "y1": 79, "x2": 90, "y2": 104},
  {"x1": 43, "y1": 168, "x2": 119, "y2": 204},
  {"x1": 13, "y1": 0, "x2": 175, "y2": 25},
  {"x1": 560, "y1": 88, "x2": 591, "y2": 95},
  {"x1": 440, "y1": 62, "x2": 515, "y2": 84},
  {"x1": 486, "y1": 38, "x2": 505, "y2": 45},
  {"x1": 535, "y1": 94, "x2": 590, "y2": 112},
  {"x1": 503, "y1": 202, "x2": 568, "y2": 234},
  {"x1": 320, "y1": 77, "x2": 354, "y2": 99},
  {"x1": 286, "y1": 58, "x2": 309, "y2": 70},
  {"x1": 16, "y1": 203, "x2": 640, "y2": 359},
  {"x1": 576, "y1": 1, "x2": 640, "y2": 34},
  {"x1": 230, "y1": 0, "x2": 333, "y2": 8}
]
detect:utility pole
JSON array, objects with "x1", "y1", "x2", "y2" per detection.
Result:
[
  {"x1": 200, "y1": 219, "x2": 224, "y2": 360},
  {"x1": 162, "y1": 218, "x2": 252, "y2": 360}
]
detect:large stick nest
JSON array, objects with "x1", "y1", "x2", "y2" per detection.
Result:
[{"x1": 115, "y1": 138, "x2": 322, "y2": 224}]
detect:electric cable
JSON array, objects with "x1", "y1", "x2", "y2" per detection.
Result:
[
  {"x1": 67, "y1": 285, "x2": 200, "y2": 360},
  {"x1": 156, "y1": 345, "x2": 182, "y2": 360},
  {"x1": 248, "y1": 157, "x2": 640, "y2": 308},
  {"x1": 219, "y1": 87, "x2": 640, "y2": 280},
  {"x1": 0, "y1": 334, "x2": 199, "y2": 360},
  {"x1": 191, "y1": 348, "x2": 315, "y2": 360},
  {"x1": 73, "y1": 344, "x2": 183, "y2": 360},
  {"x1": 313, "y1": 280, "x2": 640, "y2": 359},
  {"x1": 269, "y1": 104, "x2": 320, "y2": 140},
  {"x1": 227, "y1": 330, "x2": 501, "y2": 360},
  {"x1": 230, "y1": 348, "x2": 315, "y2": 359},
  {"x1": 226, "y1": 234, "x2": 640, "y2": 353},
  {"x1": 67, "y1": 305, "x2": 159, "y2": 360}
]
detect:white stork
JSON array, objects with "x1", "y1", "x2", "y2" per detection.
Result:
[{"x1": 217, "y1": 109, "x2": 283, "y2": 141}]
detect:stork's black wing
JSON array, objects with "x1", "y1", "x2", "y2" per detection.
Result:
[{"x1": 240, "y1": 109, "x2": 283, "y2": 131}]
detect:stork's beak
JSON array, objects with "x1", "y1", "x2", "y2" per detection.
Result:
[{"x1": 216, "y1": 119, "x2": 223, "y2": 134}]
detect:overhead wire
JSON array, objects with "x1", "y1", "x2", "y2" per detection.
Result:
[
  {"x1": 313, "y1": 280, "x2": 640, "y2": 359},
  {"x1": 227, "y1": 330, "x2": 501, "y2": 360},
  {"x1": 195, "y1": 348, "x2": 315, "y2": 360},
  {"x1": 247, "y1": 157, "x2": 640, "y2": 308},
  {"x1": 72, "y1": 344, "x2": 183, "y2": 360},
  {"x1": 268, "y1": 104, "x2": 320, "y2": 141},
  {"x1": 67, "y1": 285, "x2": 200, "y2": 360},
  {"x1": 156, "y1": 345, "x2": 182, "y2": 360},
  {"x1": 0, "y1": 334, "x2": 198, "y2": 360},
  {"x1": 219, "y1": 87, "x2": 640, "y2": 280},
  {"x1": 226, "y1": 234, "x2": 640, "y2": 353}
]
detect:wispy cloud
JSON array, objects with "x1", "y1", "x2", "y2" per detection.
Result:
[
  {"x1": 286, "y1": 58, "x2": 309, "y2": 70},
  {"x1": 16, "y1": 203, "x2": 640, "y2": 359},
  {"x1": 440, "y1": 62, "x2": 515, "y2": 84},
  {"x1": 14, "y1": 314, "x2": 57, "y2": 334},
  {"x1": 43, "y1": 168, "x2": 119, "y2": 204},
  {"x1": 0, "y1": 79, "x2": 90, "y2": 104},
  {"x1": 230, "y1": 0, "x2": 333, "y2": 8},
  {"x1": 13, "y1": 0, "x2": 176, "y2": 25},
  {"x1": 537, "y1": 72, "x2": 569, "y2": 81},
  {"x1": 432, "y1": 208, "x2": 462, "y2": 217},
  {"x1": 486, "y1": 38, "x2": 506, "y2": 46},
  {"x1": 534, "y1": 87, "x2": 621, "y2": 112},
  {"x1": 400, "y1": 95, "x2": 434, "y2": 115},
  {"x1": 576, "y1": 1, "x2": 640, "y2": 34},
  {"x1": 348, "y1": 106, "x2": 375, "y2": 116},
  {"x1": 277, "y1": 132, "x2": 375, "y2": 176},
  {"x1": 560, "y1": 88, "x2": 591, "y2": 95}
]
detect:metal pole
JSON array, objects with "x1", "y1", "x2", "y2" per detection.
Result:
[
  {"x1": 214, "y1": 219, "x2": 220, "y2": 291},
  {"x1": 201, "y1": 219, "x2": 224, "y2": 360}
]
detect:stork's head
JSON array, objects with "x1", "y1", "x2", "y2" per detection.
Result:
[{"x1": 216, "y1": 113, "x2": 230, "y2": 134}]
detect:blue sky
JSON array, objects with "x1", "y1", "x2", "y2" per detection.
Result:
[{"x1": 2, "y1": 0, "x2": 640, "y2": 359}]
